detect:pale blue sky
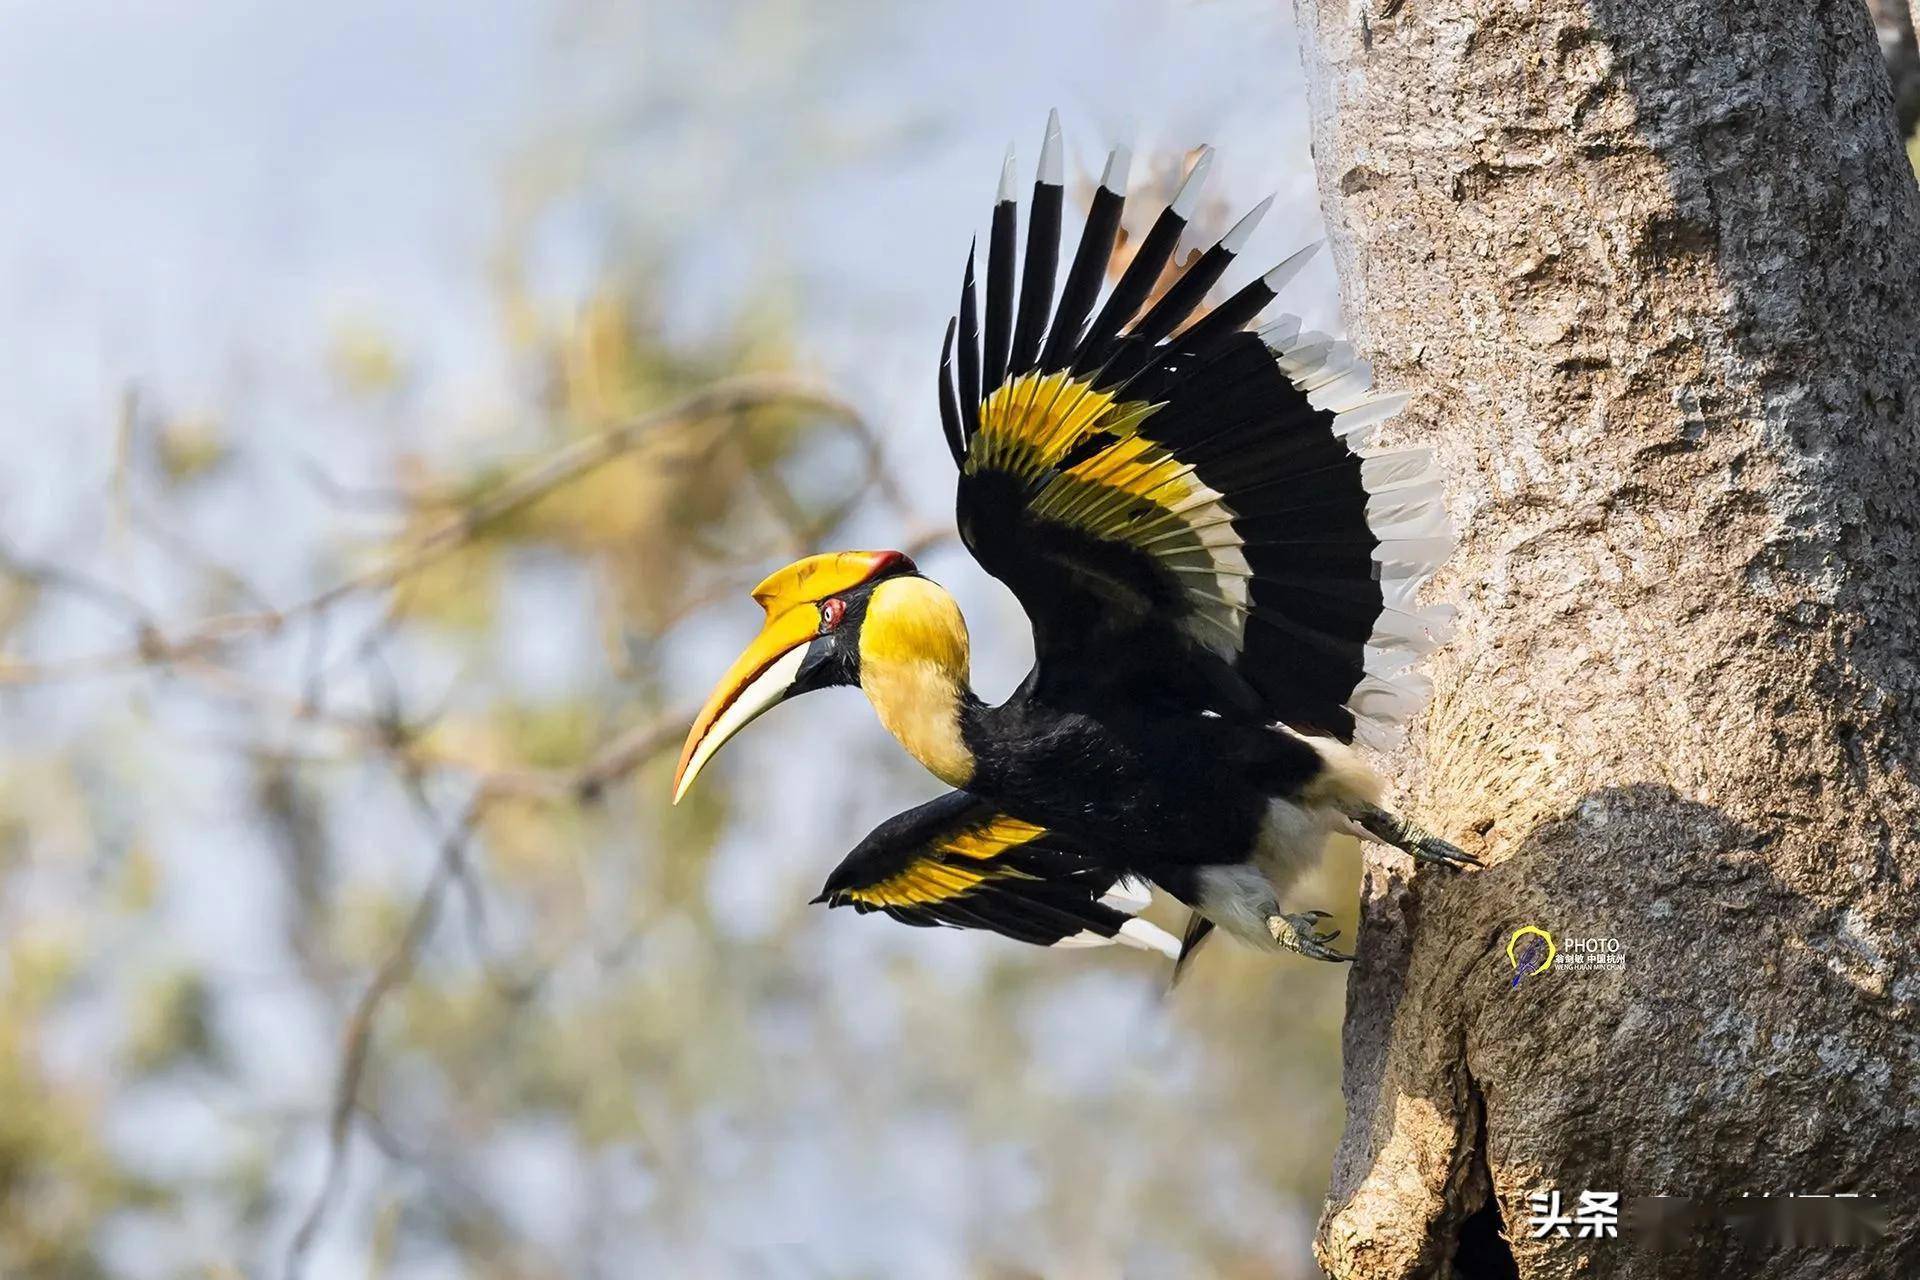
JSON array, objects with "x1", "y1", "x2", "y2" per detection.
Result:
[{"x1": 0, "y1": 1, "x2": 1350, "y2": 1273}]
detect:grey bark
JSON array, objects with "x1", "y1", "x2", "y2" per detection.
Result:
[{"x1": 1292, "y1": 2, "x2": 1920, "y2": 1278}]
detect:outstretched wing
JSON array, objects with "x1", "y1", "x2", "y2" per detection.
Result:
[
  {"x1": 936, "y1": 115, "x2": 1452, "y2": 746},
  {"x1": 813, "y1": 790, "x2": 1177, "y2": 957}
]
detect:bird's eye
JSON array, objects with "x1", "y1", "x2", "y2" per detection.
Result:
[{"x1": 819, "y1": 597, "x2": 847, "y2": 632}]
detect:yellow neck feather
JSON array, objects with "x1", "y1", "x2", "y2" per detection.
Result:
[{"x1": 858, "y1": 578, "x2": 974, "y2": 787}]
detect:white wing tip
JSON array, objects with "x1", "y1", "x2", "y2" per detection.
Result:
[
  {"x1": 1341, "y1": 424, "x2": 1455, "y2": 741},
  {"x1": 1220, "y1": 194, "x2": 1275, "y2": 254},
  {"x1": 998, "y1": 144, "x2": 1018, "y2": 203},
  {"x1": 1256, "y1": 314, "x2": 1302, "y2": 349},
  {"x1": 1099, "y1": 876, "x2": 1152, "y2": 913},
  {"x1": 1169, "y1": 146, "x2": 1215, "y2": 218},
  {"x1": 1101, "y1": 145, "x2": 1133, "y2": 194},
  {"x1": 1118, "y1": 918, "x2": 1182, "y2": 959},
  {"x1": 1038, "y1": 109, "x2": 1063, "y2": 185},
  {"x1": 1262, "y1": 239, "x2": 1324, "y2": 291},
  {"x1": 1336, "y1": 392, "x2": 1412, "y2": 430}
]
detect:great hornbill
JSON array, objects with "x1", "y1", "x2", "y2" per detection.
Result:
[{"x1": 672, "y1": 113, "x2": 1472, "y2": 975}]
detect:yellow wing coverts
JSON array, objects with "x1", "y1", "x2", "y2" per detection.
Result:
[
  {"x1": 937, "y1": 117, "x2": 1454, "y2": 743},
  {"x1": 814, "y1": 792, "x2": 1177, "y2": 957}
]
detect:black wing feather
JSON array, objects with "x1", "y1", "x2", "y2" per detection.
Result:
[
  {"x1": 1041, "y1": 182, "x2": 1125, "y2": 372},
  {"x1": 1072, "y1": 204, "x2": 1185, "y2": 375},
  {"x1": 983, "y1": 190, "x2": 1017, "y2": 395},
  {"x1": 1009, "y1": 178, "x2": 1061, "y2": 377},
  {"x1": 937, "y1": 318, "x2": 964, "y2": 465},
  {"x1": 815, "y1": 792, "x2": 1171, "y2": 956},
  {"x1": 957, "y1": 246, "x2": 982, "y2": 447},
  {"x1": 938, "y1": 123, "x2": 1451, "y2": 744},
  {"x1": 1128, "y1": 242, "x2": 1231, "y2": 345}
]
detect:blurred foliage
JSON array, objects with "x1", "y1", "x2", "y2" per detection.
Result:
[
  {"x1": 388, "y1": 285, "x2": 815, "y2": 654},
  {"x1": 0, "y1": 7, "x2": 1351, "y2": 1278},
  {"x1": 0, "y1": 275, "x2": 1352, "y2": 1280},
  {"x1": 0, "y1": 190, "x2": 862, "y2": 1278},
  {"x1": 151, "y1": 415, "x2": 233, "y2": 488},
  {"x1": 1, "y1": 926, "x2": 168, "y2": 1279}
]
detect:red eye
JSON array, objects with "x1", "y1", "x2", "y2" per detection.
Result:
[{"x1": 819, "y1": 597, "x2": 847, "y2": 632}]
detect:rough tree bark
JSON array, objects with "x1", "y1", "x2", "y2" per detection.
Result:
[{"x1": 1292, "y1": 2, "x2": 1920, "y2": 1277}]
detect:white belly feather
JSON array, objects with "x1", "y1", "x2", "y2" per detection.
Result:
[
  {"x1": 1196, "y1": 796, "x2": 1344, "y2": 949},
  {"x1": 1192, "y1": 731, "x2": 1381, "y2": 950}
]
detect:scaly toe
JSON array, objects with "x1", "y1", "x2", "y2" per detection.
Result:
[
  {"x1": 1271, "y1": 912, "x2": 1355, "y2": 963},
  {"x1": 1413, "y1": 835, "x2": 1482, "y2": 871},
  {"x1": 1303, "y1": 936, "x2": 1355, "y2": 963}
]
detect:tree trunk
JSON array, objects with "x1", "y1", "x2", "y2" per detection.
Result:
[{"x1": 1292, "y1": 2, "x2": 1920, "y2": 1278}]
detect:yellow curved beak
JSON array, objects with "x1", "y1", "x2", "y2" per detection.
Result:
[{"x1": 671, "y1": 601, "x2": 822, "y2": 804}]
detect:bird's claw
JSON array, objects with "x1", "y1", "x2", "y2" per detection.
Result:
[
  {"x1": 1269, "y1": 910, "x2": 1353, "y2": 963},
  {"x1": 1349, "y1": 803, "x2": 1482, "y2": 872},
  {"x1": 1410, "y1": 833, "x2": 1481, "y2": 870}
]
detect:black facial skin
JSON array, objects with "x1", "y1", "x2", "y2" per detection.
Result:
[{"x1": 789, "y1": 575, "x2": 889, "y2": 695}]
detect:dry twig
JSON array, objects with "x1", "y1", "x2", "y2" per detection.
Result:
[{"x1": 0, "y1": 375, "x2": 863, "y2": 686}]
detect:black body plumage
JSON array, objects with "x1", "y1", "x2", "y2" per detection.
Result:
[{"x1": 796, "y1": 119, "x2": 1455, "y2": 962}]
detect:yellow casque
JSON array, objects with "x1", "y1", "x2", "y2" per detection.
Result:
[{"x1": 672, "y1": 550, "x2": 911, "y2": 803}]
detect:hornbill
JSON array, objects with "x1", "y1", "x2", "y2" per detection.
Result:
[{"x1": 672, "y1": 113, "x2": 1471, "y2": 974}]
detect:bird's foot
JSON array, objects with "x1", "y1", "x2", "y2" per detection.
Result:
[
  {"x1": 1404, "y1": 828, "x2": 1480, "y2": 870},
  {"x1": 1268, "y1": 910, "x2": 1353, "y2": 963},
  {"x1": 1350, "y1": 803, "x2": 1481, "y2": 871}
]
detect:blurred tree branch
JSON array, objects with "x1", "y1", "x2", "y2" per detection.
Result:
[
  {"x1": 0, "y1": 355, "x2": 939, "y2": 1274},
  {"x1": 0, "y1": 374, "x2": 869, "y2": 688},
  {"x1": 281, "y1": 776, "x2": 480, "y2": 1280}
]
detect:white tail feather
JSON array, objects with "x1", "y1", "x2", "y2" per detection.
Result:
[
  {"x1": 1100, "y1": 876, "x2": 1153, "y2": 913},
  {"x1": 1051, "y1": 917, "x2": 1180, "y2": 959}
]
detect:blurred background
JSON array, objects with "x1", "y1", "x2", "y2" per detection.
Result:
[{"x1": 0, "y1": 1, "x2": 1363, "y2": 1275}]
